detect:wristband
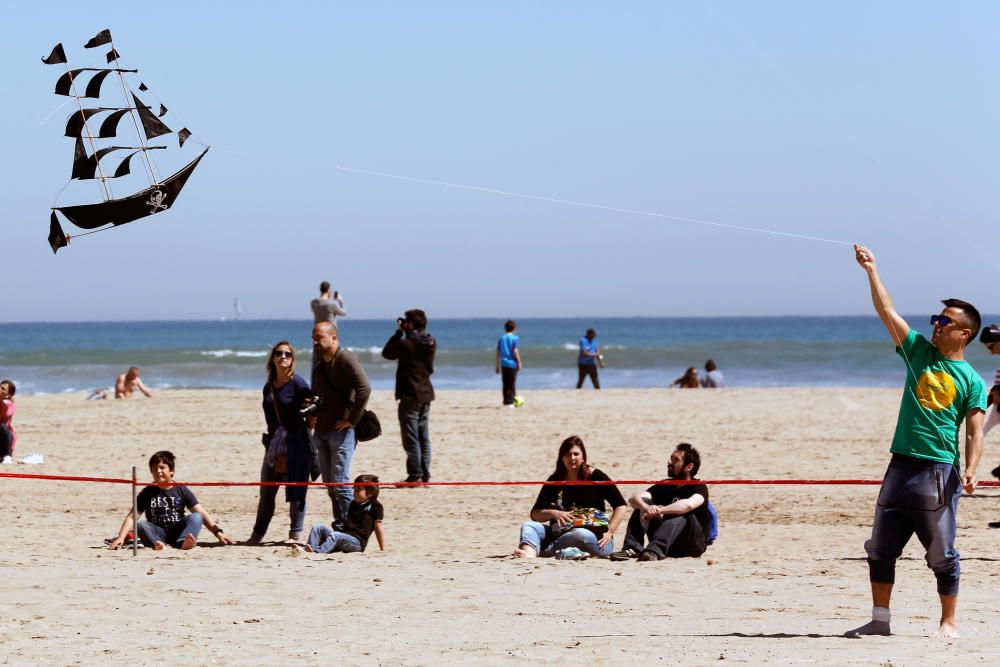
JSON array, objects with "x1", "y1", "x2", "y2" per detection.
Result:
[{"x1": 212, "y1": 526, "x2": 223, "y2": 536}]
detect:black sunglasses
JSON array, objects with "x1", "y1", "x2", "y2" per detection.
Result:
[
  {"x1": 273, "y1": 350, "x2": 293, "y2": 358},
  {"x1": 930, "y1": 315, "x2": 953, "y2": 327}
]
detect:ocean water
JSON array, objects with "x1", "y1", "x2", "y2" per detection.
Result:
[{"x1": 0, "y1": 317, "x2": 997, "y2": 395}]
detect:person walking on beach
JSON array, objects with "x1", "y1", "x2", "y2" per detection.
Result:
[
  {"x1": 311, "y1": 282, "x2": 347, "y2": 368},
  {"x1": 115, "y1": 366, "x2": 152, "y2": 398},
  {"x1": 846, "y1": 244, "x2": 985, "y2": 639},
  {"x1": 576, "y1": 328, "x2": 602, "y2": 389},
  {"x1": 610, "y1": 443, "x2": 711, "y2": 562},
  {"x1": 496, "y1": 320, "x2": 522, "y2": 407},
  {"x1": 310, "y1": 322, "x2": 372, "y2": 528},
  {"x1": 382, "y1": 309, "x2": 436, "y2": 484}
]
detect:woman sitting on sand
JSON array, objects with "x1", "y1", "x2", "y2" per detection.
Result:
[
  {"x1": 513, "y1": 436, "x2": 627, "y2": 559},
  {"x1": 0, "y1": 379, "x2": 16, "y2": 462},
  {"x1": 246, "y1": 342, "x2": 313, "y2": 544},
  {"x1": 671, "y1": 367, "x2": 699, "y2": 389}
]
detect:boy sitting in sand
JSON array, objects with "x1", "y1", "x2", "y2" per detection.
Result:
[
  {"x1": 109, "y1": 451, "x2": 235, "y2": 550},
  {"x1": 301, "y1": 474, "x2": 385, "y2": 554}
]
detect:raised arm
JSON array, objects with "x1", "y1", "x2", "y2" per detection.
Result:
[{"x1": 854, "y1": 244, "x2": 910, "y2": 346}]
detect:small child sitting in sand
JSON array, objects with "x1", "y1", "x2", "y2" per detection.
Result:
[
  {"x1": 302, "y1": 474, "x2": 385, "y2": 554},
  {"x1": 108, "y1": 450, "x2": 236, "y2": 550}
]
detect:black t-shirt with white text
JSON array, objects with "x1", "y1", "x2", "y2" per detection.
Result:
[
  {"x1": 343, "y1": 499, "x2": 383, "y2": 550},
  {"x1": 647, "y1": 481, "x2": 709, "y2": 537},
  {"x1": 137, "y1": 485, "x2": 199, "y2": 529}
]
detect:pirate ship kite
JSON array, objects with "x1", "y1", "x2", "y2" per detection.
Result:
[{"x1": 42, "y1": 29, "x2": 207, "y2": 253}]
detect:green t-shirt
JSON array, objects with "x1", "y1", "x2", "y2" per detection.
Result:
[{"x1": 891, "y1": 329, "x2": 987, "y2": 464}]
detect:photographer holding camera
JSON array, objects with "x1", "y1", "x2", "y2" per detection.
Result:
[
  {"x1": 309, "y1": 321, "x2": 371, "y2": 527},
  {"x1": 381, "y1": 309, "x2": 437, "y2": 485}
]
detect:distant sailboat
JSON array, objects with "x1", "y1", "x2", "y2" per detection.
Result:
[{"x1": 233, "y1": 297, "x2": 242, "y2": 321}]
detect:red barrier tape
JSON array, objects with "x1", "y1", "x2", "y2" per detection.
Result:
[{"x1": 1, "y1": 471, "x2": 998, "y2": 488}]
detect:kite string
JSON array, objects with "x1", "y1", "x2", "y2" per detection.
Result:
[{"x1": 335, "y1": 164, "x2": 852, "y2": 246}]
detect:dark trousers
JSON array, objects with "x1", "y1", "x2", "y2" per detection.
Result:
[
  {"x1": 623, "y1": 510, "x2": 706, "y2": 558},
  {"x1": 501, "y1": 366, "x2": 518, "y2": 405},
  {"x1": 865, "y1": 455, "x2": 962, "y2": 596},
  {"x1": 0, "y1": 424, "x2": 12, "y2": 458},
  {"x1": 399, "y1": 399, "x2": 431, "y2": 480},
  {"x1": 577, "y1": 364, "x2": 600, "y2": 389}
]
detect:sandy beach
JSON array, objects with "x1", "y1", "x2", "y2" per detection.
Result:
[{"x1": 1, "y1": 387, "x2": 998, "y2": 665}]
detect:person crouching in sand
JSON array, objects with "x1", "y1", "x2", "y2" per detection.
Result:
[
  {"x1": 108, "y1": 451, "x2": 235, "y2": 550},
  {"x1": 301, "y1": 474, "x2": 385, "y2": 554},
  {"x1": 115, "y1": 366, "x2": 152, "y2": 398},
  {"x1": 846, "y1": 245, "x2": 986, "y2": 639}
]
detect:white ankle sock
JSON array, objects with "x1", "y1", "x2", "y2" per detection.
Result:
[{"x1": 872, "y1": 606, "x2": 891, "y2": 623}]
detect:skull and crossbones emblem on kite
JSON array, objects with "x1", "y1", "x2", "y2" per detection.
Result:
[{"x1": 42, "y1": 29, "x2": 208, "y2": 254}]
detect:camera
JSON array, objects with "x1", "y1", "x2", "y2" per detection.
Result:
[
  {"x1": 980, "y1": 324, "x2": 1000, "y2": 344},
  {"x1": 299, "y1": 395, "x2": 323, "y2": 415}
]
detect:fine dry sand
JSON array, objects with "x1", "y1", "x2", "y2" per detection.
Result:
[{"x1": 1, "y1": 387, "x2": 998, "y2": 665}]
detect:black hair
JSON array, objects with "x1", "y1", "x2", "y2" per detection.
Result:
[
  {"x1": 0, "y1": 379, "x2": 15, "y2": 397},
  {"x1": 585, "y1": 328, "x2": 596, "y2": 338},
  {"x1": 149, "y1": 450, "x2": 176, "y2": 472},
  {"x1": 505, "y1": 319, "x2": 516, "y2": 332},
  {"x1": 405, "y1": 309, "x2": 428, "y2": 331},
  {"x1": 942, "y1": 299, "x2": 981, "y2": 345},
  {"x1": 355, "y1": 474, "x2": 380, "y2": 499},
  {"x1": 675, "y1": 443, "x2": 701, "y2": 477},
  {"x1": 320, "y1": 281, "x2": 330, "y2": 294},
  {"x1": 705, "y1": 359, "x2": 717, "y2": 372}
]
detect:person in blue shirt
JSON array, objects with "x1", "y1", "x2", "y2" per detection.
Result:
[
  {"x1": 495, "y1": 320, "x2": 522, "y2": 407},
  {"x1": 576, "y1": 328, "x2": 602, "y2": 389}
]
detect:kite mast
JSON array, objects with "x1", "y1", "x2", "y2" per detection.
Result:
[
  {"x1": 58, "y1": 58, "x2": 112, "y2": 200},
  {"x1": 104, "y1": 32, "x2": 159, "y2": 185}
]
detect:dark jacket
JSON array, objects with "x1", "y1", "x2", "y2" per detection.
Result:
[
  {"x1": 262, "y1": 374, "x2": 312, "y2": 504},
  {"x1": 382, "y1": 329, "x2": 436, "y2": 403},
  {"x1": 311, "y1": 348, "x2": 372, "y2": 435}
]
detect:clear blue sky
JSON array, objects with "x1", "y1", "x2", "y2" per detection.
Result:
[{"x1": 2, "y1": 2, "x2": 997, "y2": 321}]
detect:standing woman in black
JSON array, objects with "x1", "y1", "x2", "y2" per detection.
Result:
[{"x1": 247, "y1": 341, "x2": 313, "y2": 544}]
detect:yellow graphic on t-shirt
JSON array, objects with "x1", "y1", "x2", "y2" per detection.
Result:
[{"x1": 915, "y1": 370, "x2": 957, "y2": 411}]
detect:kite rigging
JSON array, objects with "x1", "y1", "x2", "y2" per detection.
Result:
[{"x1": 41, "y1": 29, "x2": 208, "y2": 254}]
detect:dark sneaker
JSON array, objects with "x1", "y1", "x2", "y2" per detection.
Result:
[
  {"x1": 609, "y1": 548, "x2": 640, "y2": 561},
  {"x1": 988, "y1": 521, "x2": 1000, "y2": 529},
  {"x1": 638, "y1": 551, "x2": 661, "y2": 562},
  {"x1": 396, "y1": 476, "x2": 423, "y2": 488},
  {"x1": 991, "y1": 464, "x2": 1000, "y2": 481}
]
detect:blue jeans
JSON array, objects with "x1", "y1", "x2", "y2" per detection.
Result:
[
  {"x1": 865, "y1": 454, "x2": 963, "y2": 596},
  {"x1": 306, "y1": 523, "x2": 363, "y2": 554},
  {"x1": 251, "y1": 458, "x2": 307, "y2": 540},
  {"x1": 313, "y1": 428, "x2": 357, "y2": 527},
  {"x1": 137, "y1": 514, "x2": 202, "y2": 548},
  {"x1": 518, "y1": 521, "x2": 614, "y2": 557},
  {"x1": 398, "y1": 399, "x2": 431, "y2": 480}
]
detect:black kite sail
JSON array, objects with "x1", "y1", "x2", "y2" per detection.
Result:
[{"x1": 42, "y1": 29, "x2": 208, "y2": 253}]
